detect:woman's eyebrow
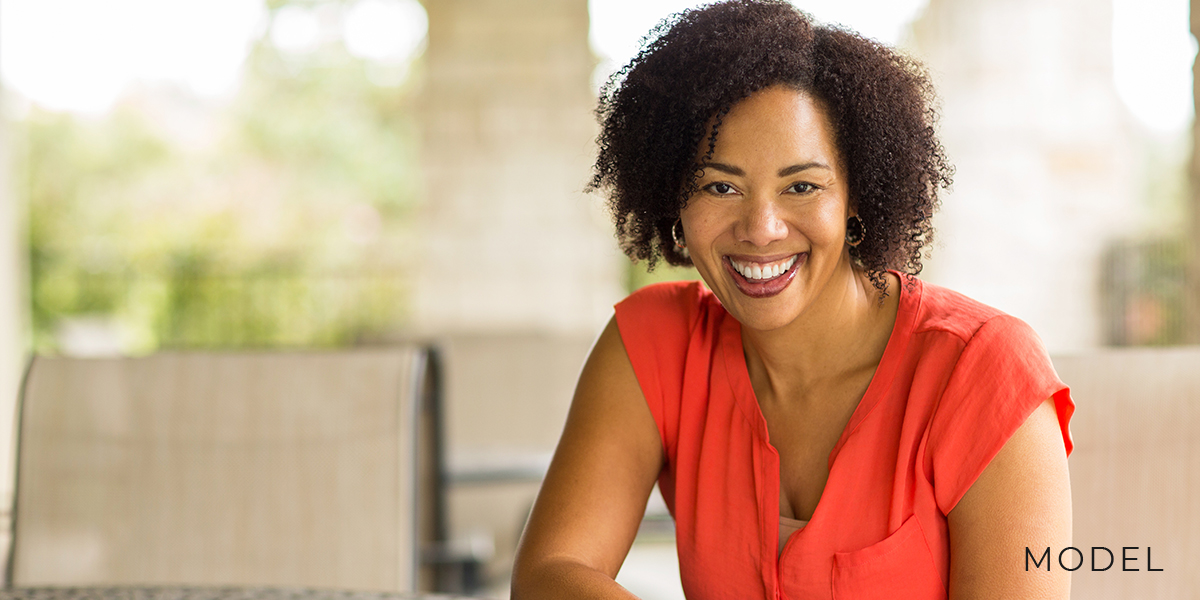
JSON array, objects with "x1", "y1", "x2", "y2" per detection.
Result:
[
  {"x1": 701, "y1": 161, "x2": 832, "y2": 177},
  {"x1": 778, "y1": 162, "x2": 831, "y2": 176},
  {"x1": 702, "y1": 162, "x2": 745, "y2": 176}
]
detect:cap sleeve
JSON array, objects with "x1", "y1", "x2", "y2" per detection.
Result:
[
  {"x1": 613, "y1": 281, "x2": 704, "y2": 461},
  {"x1": 927, "y1": 314, "x2": 1074, "y2": 515}
]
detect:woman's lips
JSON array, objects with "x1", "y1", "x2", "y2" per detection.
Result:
[{"x1": 724, "y1": 253, "x2": 806, "y2": 298}]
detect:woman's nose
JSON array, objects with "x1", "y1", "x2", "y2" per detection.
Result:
[{"x1": 735, "y1": 196, "x2": 789, "y2": 247}]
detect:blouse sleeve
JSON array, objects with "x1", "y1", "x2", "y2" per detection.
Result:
[
  {"x1": 926, "y1": 314, "x2": 1074, "y2": 515},
  {"x1": 613, "y1": 281, "x2": 703, "y2": 461}
]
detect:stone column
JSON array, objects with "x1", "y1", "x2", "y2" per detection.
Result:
[
  {"x1": 910, "y1": 0, "x2": 1138, "y2": 352},
  {"x1": 413, "y1": 0, "x2": 623, "y2": 335},
  {"x1": 1189, "y1": 0, "x2": 1200, "y2": 343}
]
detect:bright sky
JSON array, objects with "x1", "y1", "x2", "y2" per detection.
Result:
[
  {"x1": 1112, "y1": 0, "x2": 1196, "y2": 132},
  {"x1": 0, "y1": 0, "x2": 1194, "y2": 133}
]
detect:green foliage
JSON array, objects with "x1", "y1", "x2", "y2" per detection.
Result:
[
  {"x1": 1101, "y1": 238, "x2": 1187, "y2": 346},
  {"x1": 1095, "y1": 131, "x2": 1191, "y2": 347},
  {"x1": 18, "y1": 4, "x2": 421, "y2": 353},
  {"x1": 624, "y1": 259, "x2": 703, "y2": 293}
]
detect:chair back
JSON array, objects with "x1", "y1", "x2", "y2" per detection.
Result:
[
  {"x1": 1054, "y1": 347, "x2": 1200, "y2": 599},
  {"x1": 8, "y1": 348, "x2": 437, "y2": 591}
]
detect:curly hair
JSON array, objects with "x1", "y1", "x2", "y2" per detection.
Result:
[{"x1": 588, "y1": 0, "x2": 953, "y2": 292}]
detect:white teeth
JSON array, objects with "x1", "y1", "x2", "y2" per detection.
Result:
[{"x1": 732, "y1": 255, "x2": 799, "y2": 281}]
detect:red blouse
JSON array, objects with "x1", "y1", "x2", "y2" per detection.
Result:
[{"x1": 613, "y1": 276, "x2": 1074, "y2": 600}]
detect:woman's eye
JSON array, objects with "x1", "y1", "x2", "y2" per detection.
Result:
[
  {"x1": 789, "y1": 182, "x2": 815, "y2": 194},
  {"x1": 707, "y1": 182, "x2": 736, "y2": 195}
]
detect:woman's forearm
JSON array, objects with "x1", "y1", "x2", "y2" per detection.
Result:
[
  {"x1": 511, "y1": 318, "x2": 662, "y2": 600},
  {"x1": 511, "y1": 557, "x2": 643, "y2": 600}
]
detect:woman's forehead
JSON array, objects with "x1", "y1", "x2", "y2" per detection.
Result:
[{"x1": 699, "y1": 85, "x2": 842, "y2": 172}]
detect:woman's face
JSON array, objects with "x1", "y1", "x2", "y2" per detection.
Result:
[{"x1": 680, "y1": 85, "x2": 854, "y2": 332}]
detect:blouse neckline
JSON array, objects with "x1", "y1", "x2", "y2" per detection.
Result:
[
  {"x1": 718, "y1": 272, "x2": 922, "y2": 555},
  {"x1": 721, "y1": 271, "x2": 921, "y2": 464}
]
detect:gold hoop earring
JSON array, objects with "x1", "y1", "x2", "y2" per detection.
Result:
[
  {"x1": 846, "y1": 215, "x2": 866, "y2": 247},
  {"x1": 672, "y1": 219, "x2": 690, "y2": 258},
  {"x1": 672, "y1": 219, "x2": 687, "y2": 249}
]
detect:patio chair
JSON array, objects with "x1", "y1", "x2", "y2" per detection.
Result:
[{"x1": 6, "y1": 348, "x2": 444, "y2": 592}]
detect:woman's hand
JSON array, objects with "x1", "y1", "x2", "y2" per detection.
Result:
[
  {"x1": 947, "y1": 398, "x2": 1072, "y2": 599},
  {"x1": 511, "y1": 317, "x2": 665, "y2": 600}
]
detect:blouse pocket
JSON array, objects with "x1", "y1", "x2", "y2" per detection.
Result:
[{"x1": 831, "y1": 515, "x2": 946, "y2": 600}]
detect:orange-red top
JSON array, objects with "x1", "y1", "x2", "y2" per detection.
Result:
[{"x1": 614, "y1": 276, "x2": 1074, "y2": 600}]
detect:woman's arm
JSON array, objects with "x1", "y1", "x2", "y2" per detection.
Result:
[
  {"x1": 947, "y1": 398, "x2": 1072, "y2": 599},
  {"x1": 511, "y1": 317, "x2": 665, "y2": 600}
]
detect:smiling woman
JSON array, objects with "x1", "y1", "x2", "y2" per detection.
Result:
[{"x1": 511, "y1": 2, "x2": 1074, "y2": 600}]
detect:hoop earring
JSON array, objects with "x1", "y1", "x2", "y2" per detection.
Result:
[
  {"x1": 845, "y1": 215, "x2": 866, "y2": 247},
  {"x1": 672, "y1": 219, "x2": 690, "y2": 258}
]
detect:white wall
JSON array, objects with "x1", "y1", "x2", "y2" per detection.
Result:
[{"x1": 910, "y1": 0, "x2": 1141, "y2": 353}]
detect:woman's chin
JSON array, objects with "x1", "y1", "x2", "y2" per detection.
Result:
[
  {"x1": 717, "y1": 288, "x2": 809, "y2": 332},
  {"x1": 734, "y1": 305, "x2": 805, "y2": 333}
]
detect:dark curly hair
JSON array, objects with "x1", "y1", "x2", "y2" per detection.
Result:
[{"x1": 588, "y1": 0, "x2": 953, "y2": 292}]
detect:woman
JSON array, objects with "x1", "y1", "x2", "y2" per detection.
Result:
[{"x1": 512, "y1": 2, "x2": 1074, "y2": 598}]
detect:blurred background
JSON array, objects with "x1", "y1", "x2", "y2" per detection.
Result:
[{"x1": 0, "y1": 0, "x2": 1196, "y2": 597}]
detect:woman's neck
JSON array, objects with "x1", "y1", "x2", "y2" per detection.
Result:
[{"x1": 741, "y1": 265, "x2": 899, "y2": 408}]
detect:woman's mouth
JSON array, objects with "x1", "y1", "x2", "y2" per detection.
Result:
[{"x1": 724, "y1": 253, "x2": 805, "y2": 298}]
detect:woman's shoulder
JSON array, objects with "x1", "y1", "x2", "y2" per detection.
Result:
[
  {"x1": 912, "y1": 277, "x2": 1074, "y2": 512},
  {"x1": 615, "y1": 280, "x2": 715, "y2": 330},
  {"x1": 613, "y1": 280, "x2": 721, "y2": 382},
  {"x1": 908, "y1": 276, "x2": 1039, "y2": 349}
]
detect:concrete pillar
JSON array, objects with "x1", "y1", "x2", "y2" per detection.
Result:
[
  {"x1": 413, "y1": 0, "x2": 623, "y2": 335},
  {"x1": 1189, "y1": 0, "x2": 1200, "y2": 343},
  {"x1": 910, "y1": 0, "x2": 1138, "y2": 352}
]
